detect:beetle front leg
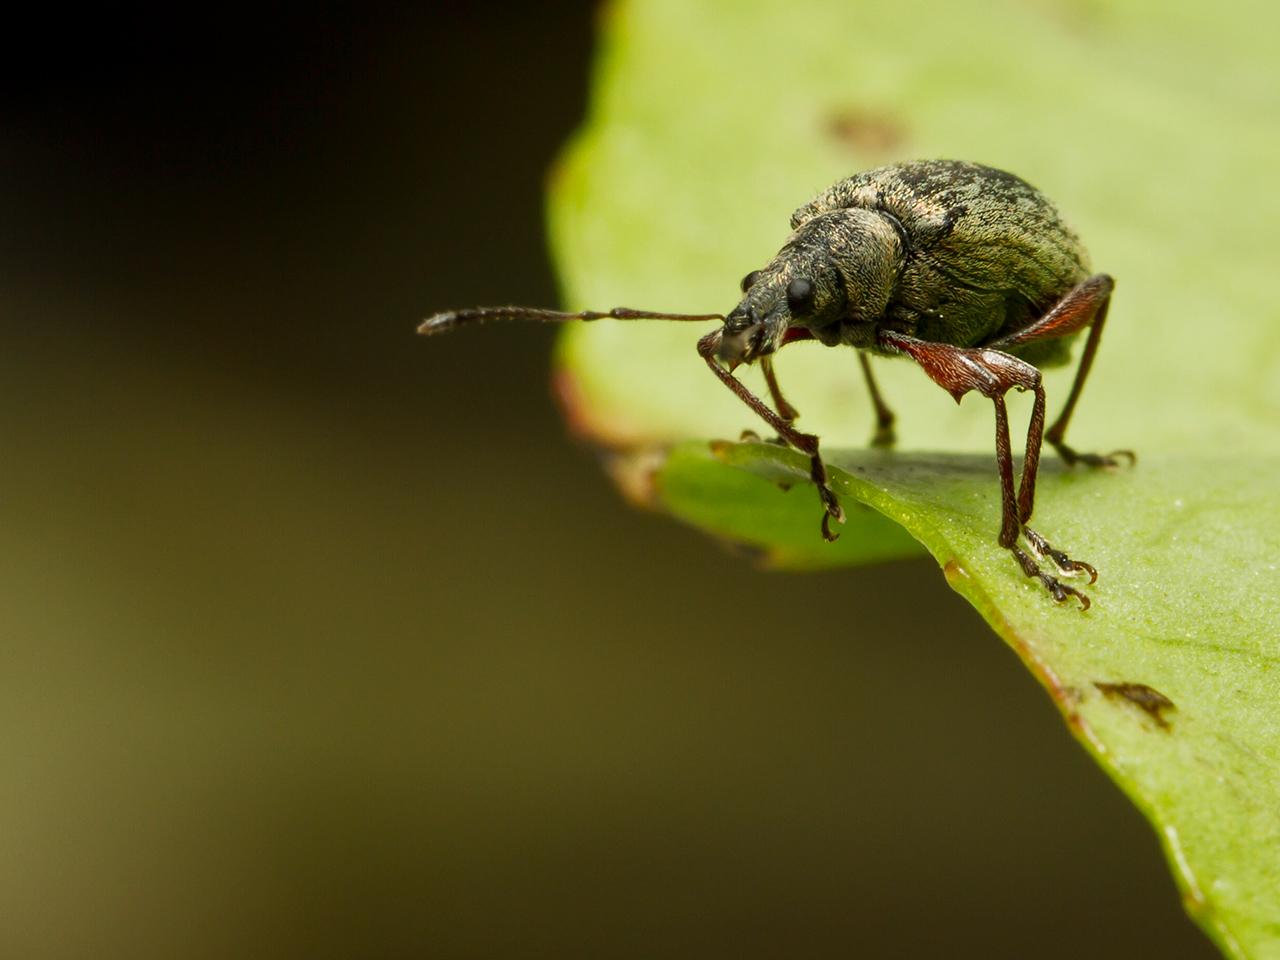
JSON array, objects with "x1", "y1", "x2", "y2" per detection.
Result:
[{"x1": 698, "y1": 332, "x2": 845, "y2": 541}]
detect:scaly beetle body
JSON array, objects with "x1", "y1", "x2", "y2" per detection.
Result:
[
  {"x1": 422, "y1": 160, "x2": 1130, "y2": 609},
  {"x1": 723, "y1": 160, "x2": 1087, "y2": 363}
]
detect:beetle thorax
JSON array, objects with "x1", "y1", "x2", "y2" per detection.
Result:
[{"x1": 813, "y1": 208, "x2": 904, "y2": 347}]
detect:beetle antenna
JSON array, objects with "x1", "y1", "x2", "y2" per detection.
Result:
[{"x1": 418, "y1": 305, "x2": 724, "y2": 336}]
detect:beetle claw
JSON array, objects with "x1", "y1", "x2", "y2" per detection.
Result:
[
  {"x1": 1045, "y1": 577, "x2": 1091, "y2": 610},
  {"x1": 817, "y1": 487, "x2": 845, "y2": 543},
  {"x1": 1024, "y1": 527, "x2": 1097, "y2": 583},
  {"x1": 1010, "y1": 542, "x2": 1093, "y2": 610},
  {"x1": 821, "y1": 513, "x2": 840, "y2": 542}
]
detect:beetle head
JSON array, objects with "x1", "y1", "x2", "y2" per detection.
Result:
[{"x1": 716, "y1": 245, "x2": 846, "y2": 368}]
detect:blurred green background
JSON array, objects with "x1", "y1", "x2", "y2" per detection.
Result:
[{"x1": 0, "y1": 4, "x2": 1217, "y2": 957}]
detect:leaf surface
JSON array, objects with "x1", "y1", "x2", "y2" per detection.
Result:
[{"x1": 546, "y1": 1, "x2": 1280, "y2": 955}]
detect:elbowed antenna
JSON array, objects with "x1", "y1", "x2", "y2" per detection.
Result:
[{"x1": 418, "y1": 305, "x2": 724, "y2": 336}]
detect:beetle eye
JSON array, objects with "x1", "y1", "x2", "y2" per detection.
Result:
[
  {"x1": 787, "y1": 277, "x2": 815, "y2": 314},
  {"x1": 740, "y1": 270, "x2": 762, "y2": 293}
]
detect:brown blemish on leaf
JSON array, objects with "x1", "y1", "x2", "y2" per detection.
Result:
[
  {"x1": 824, "y1": 107, "x2": 908, "y2": 158},
  {"x1": 942, "y1": 557, "x2": 969, "y2": 586},
  {"x1": 1095, "y1": 681, "x2": 1177, "y2": 730}
]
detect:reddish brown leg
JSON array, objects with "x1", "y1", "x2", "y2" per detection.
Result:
[
  {"x1": 879, "y1": 330, "x2": 1094, "y2": 608},
  {"x1": 987, "y1": 274, "x2": 1133, "y2": 469},
  {"x1": 762, "y1": 350, "x2": 896, "y2": 449},
  {"x1": 760, "y1": 355, "x2": 799, "y2": 422},
  {"x1": 858, "y1": 352, "x2": 897, "y2": 448},
  {"x1": 698, "y1": 332, "x2": 845, "y2": 541}
]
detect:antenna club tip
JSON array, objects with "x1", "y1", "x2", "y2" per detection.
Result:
[{"x1": 417, "y1": 312, "x2": 458, "y2": 335}]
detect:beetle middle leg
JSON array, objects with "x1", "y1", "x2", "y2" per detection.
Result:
[
  {"x1": 858, "y1": 352, "x2": 896, "y2": 448},
  {"x1": 879, "y1": 330, "x2": 1094, "y2": 608},
  {"x1": 760, "y1": 355, "x2": 799, "y2": 422},
  {"x1": 738, "y1": 355, "x2": 799, "y2": 445},
  {"x1": 698, "y1": 332, "x2": 845, "y2": 541}
]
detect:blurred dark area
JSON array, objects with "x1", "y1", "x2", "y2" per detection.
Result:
[{"x1": 0, "y1": 5, "x2": 1215, "y2": 958}]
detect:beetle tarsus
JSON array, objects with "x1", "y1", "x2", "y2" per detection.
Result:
[
  {"x1": 1047, "y1": 577, "x2": 1091, "y2": 610},
  {"x1": 809, "y1": 452, "x2": 845, "y2": 542},
  {"x1": 819, "y1": 491, "x2": 845, "y2": 543},
  {"x1": 1010, "y1": 544, "x2": 1092, "y2": 609},
  {"x1": 821, "y1": 513, "x2": 840, "y2": 543},
  {"x1": 1023, "y1": 527, "x2": 1097, "y2": 583}
]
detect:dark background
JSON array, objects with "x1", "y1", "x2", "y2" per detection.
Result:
[{"x1": 0, "y1": 4, "x2": 1216, "y2": 958}]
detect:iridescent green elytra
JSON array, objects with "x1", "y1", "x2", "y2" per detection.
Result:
[{"x1": 421, "y1": 159, "x2": 1130, "y2": 609}]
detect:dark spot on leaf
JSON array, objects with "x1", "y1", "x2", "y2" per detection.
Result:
[
  {"x1": 824, "y1": 107, "x2": 907, "y2": 157},
  {"x1": 1094, "y1": 681, "x2": 1176, "y2": 731}
]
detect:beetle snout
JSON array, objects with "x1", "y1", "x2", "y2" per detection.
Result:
[
  {"x1": 716, "y1": 322, "x2": 766, "y2": 368},
  {"x1": 717, "y1": 306, "x2": 767, "y2": 368}
]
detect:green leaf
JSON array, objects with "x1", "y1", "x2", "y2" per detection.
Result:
[{"x1": 546, "y1": 0, "x2": 1280, "y2": 956}]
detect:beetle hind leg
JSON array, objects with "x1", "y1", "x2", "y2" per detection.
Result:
[
  {"x1": 988, "y1": 274, "x2": 1133, "y2": 470},
  {"x1": 1044, "y1": 290, "x2": 1135, "y2": 468}
]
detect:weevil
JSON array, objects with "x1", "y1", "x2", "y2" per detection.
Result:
[{"x1": 420, "y1": 160, "x2": 1131, "y2": 609}]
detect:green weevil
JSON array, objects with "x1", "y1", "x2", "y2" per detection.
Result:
[{"x1": 420, "y1": 159, "x2": 1130, "y2": 609}]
